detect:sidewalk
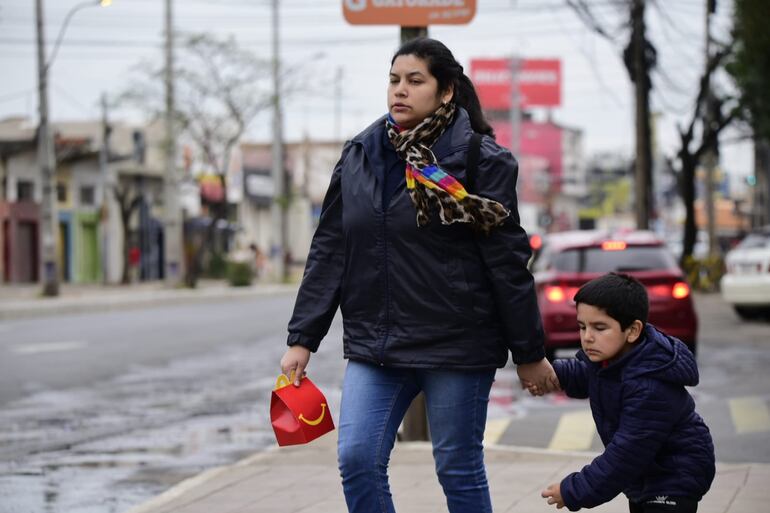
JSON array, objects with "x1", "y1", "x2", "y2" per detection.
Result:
[
  {"x1": 125, "y1": 432, "x2": 766, "y2": 513},
  {"x1": 0, "y1": 280, "x2": 298, "y2": 320}
]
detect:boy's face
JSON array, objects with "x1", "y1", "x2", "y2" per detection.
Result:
[{"x1": 576, "y1": 303, "x2": 643, "y2": 363}]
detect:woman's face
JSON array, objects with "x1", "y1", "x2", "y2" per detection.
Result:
[{"x1": 388, "y1": 54, "x2": 452, "y2": 129}]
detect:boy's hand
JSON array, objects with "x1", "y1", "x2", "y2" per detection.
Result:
[
  {"x1": 541, "y1": 482, "x2": 565, "y2": 509},
  {"x1": 520, "y1": 379, "x2": 543, "y2": 396},
  {"x1": 517, "y1": 358, "x2": 561, "y2": 395}
]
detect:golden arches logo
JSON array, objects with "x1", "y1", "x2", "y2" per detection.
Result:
[
  {"x1": 299, "y1": 403, "x2": 327, "y2": 426},
  {"x1": 275, "y1": 374, "x2": 291, "y2": 390}
]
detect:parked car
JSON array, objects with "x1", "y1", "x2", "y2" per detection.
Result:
[
  {"x1": 721, "y1": 225, "x2": 770, "y2": 319},
  {"x1": 530, "y1": 230, "x2": 698, "y2": 360}
]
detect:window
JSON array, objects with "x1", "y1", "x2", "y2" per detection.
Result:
[
  {"x1": 57, "y1": 183, "x2": 68, "y2": 203},
  {"x1": 737, "y1": 232, "x2": 770, "y2": 250},
  {"x1": 16, "y1": 180, "x2": 34, "y2": 201},
  {"x1": 79, "y1": 185, "x2": 95, "y2": 206},
  {"x1": 550, "y1": 246, "x2": 678, "y2": 273}
]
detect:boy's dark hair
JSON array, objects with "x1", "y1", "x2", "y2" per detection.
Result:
[
  {"x1": 392, "y1": 37, "x2": 494, "y2": 137},
  {"x1": 573, "y1": 273, "x2": 649, "y2": 330}
]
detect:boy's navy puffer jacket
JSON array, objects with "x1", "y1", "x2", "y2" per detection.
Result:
[
  {"x1": 287, "y1": 108, "x2": 545, "y2": 368},
  {"x1": 553, "y1": 325, "x2": 715, "y2": 510}
]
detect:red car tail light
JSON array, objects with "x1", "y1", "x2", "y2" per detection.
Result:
[
  {"x1": 648, "y1": 284, "x2": 671, "y2": 297},
  {"x1": 544, "y1": 285, "x2": 580, "y2": 303},
  {"x1": 672, "y1": 281, "x2": 690, "y2": 299},
  {"x1": 648, "y1": 281, "x2": 691, "y2": 300},
  {"x1": 545, "y1": 286, "x2": 566, "y2": 302}
]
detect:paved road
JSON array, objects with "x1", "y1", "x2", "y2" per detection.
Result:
[
  {"x1": 0, "y1": 291, "x2": 768, "y2": 513},
  {"x1": 0, "y1": 293, "x2": 301, "y2": 405},
  {"x1": 0, "y1": 291, "x2": 347, "y2": 513}
]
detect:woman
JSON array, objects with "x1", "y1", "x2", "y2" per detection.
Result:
[{"x1": 281, "y1": 38, "x2": 558, "y2": 513}]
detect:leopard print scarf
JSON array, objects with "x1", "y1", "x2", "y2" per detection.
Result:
[{"x1": 386, "y1": 103, "x2": 510, "y2": 232}]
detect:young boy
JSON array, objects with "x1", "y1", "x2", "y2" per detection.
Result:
[{"x1": 536, "y1": 273, "x2": 715, "y2": 512}]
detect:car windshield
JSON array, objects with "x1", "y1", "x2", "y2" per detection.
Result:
[
  {"x1": 737, "y1": 232, "x2": 770, "y2": 249},
  {"x1": 549, "y1": 246, "x2": 678, "y2": 273}
]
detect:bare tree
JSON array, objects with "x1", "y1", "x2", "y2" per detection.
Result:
[
  {"x1": 674, "y1": 44, "x2": 740, "y2": 263},
  {"x1": 113, "y1": 182, "x2": 142, "y2": 284},
  {"x1": 120, "y1": 33, "x2": 273, "y2": 287}
]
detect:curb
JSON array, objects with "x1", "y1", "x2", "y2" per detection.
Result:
[{"x1": 0, "y1": 284, "x2": 298, "y2": 321}]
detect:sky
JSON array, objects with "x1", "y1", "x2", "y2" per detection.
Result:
[{"x1": 0, "y1": 0, "x2": 753, "y2": 183}]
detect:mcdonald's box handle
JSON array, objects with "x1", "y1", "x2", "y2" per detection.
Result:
[{"x1": 270, "y1": 373, "x2": 335, "y2": 446}]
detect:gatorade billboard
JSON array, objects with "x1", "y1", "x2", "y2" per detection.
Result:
[
  {"x1": 343, "y1": 0, "x2": 476, "y2": 25},
  {"x1": 470, "y1": 58, "x2": 561, "y2": 109}
]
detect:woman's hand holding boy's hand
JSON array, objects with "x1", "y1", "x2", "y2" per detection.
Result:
[
  {"x1": 521, "y1": 379, "x2": 544, "y2": 396},
  {"x1": 517, "y1": 358, "x2": 561, "y2": 396},
  {"x1": 541, "y1": 482, "x2": 565, "y2": 509},
  {"x1": 280, "y1": 345, "x2": 311, "y2": 386}
]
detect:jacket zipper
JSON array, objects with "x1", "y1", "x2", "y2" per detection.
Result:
[
  {"x1": 378, "y1": 202, "x2": 390, "y2": 365},
  {"x1": 365, "y1": 139, "x2": 469, "y2": 365}
]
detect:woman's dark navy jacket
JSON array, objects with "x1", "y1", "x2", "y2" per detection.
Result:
[
  {"x1": 287, "y1": 108, "x2": 545, "y2": 369},
  {"x1": 553, "y1": 325, "x2": 715, "y2": 510}
]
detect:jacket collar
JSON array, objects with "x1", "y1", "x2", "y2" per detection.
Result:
[{"x1": 351, "y1": 107, "x2": 474, "y2": 161}]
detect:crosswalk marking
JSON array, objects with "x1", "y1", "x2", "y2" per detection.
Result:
[
  {"x1": 484, "y1": 418, "x2": 511, "y2": 445},
  {"x1": 548, "y1": 409, "x2": 595, "y2": 451},
  {"x1": 729, "y1": 397, "x2": 770, "y2": 434}
]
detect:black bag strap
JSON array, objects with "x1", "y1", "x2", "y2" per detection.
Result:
[{"x1": 465, "y1": 132, "x2": 483, "y2": 193}]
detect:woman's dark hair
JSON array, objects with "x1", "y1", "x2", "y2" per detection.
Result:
[
  {"x1": 573, "y1": 273, "x2": 649, "y2": 330},
  {"x1": 392, "y1": 37, "x2": 494, "y2": 137}
]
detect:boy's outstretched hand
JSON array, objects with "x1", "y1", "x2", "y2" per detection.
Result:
[
  {"x1": 541, "y1": 482, "x2": 565, "y2": 509},
  {"x1": 517, "y1": 358, "x2": 560, "y2": 396}
]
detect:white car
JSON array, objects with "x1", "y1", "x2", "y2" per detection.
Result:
[{"x1": 721, "y1": 226, "x2": 770, "y2": 319}]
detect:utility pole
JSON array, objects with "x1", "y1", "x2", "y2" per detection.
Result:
[
  {"x1": 35, "y1": 0, "x2": 112, "y2": 295},
  {"x1": 400, "y1": 26, "x2": 427, "y2": 44},
  {"x1": 334, "y1": 67, "x2": 343, "y2": 142},
  {"x1": 398, "y1": 24, "x2": 430, "y2": 443},
  {"x1": 99, "y1": 93, "x2": 111, "y2": 284},
  {"x1": 271, "y1": 0, "x2": 287, "y2": 282},
  {"x1": 163, "y1": 0, "x2": 183, "y2": 286},
  {"x1": 631, "y1": 0, "x2": 653, "y2": 230},
  {"x1": 756, "y1": 140, "x2": 770, "y2": 228},
  {"x1": 510, "y1": 57, "x2": 522, "y2": 158},
  {"x1": 35, "y1": 0, "x2": 59, "y2": 296},
  {"x1": 703, "y1": 0, "x2": 719, "y2": 256}
]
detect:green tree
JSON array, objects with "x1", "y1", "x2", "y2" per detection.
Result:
[
  {"x1": 727, "y1": 0, "x2": 770, "y2": 227},
  {"x1": 728, "y1": 0, "x2": 770, "y2": 140}
]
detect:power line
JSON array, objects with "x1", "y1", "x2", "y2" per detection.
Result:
[
  {"x1": 0, "y1": 19, "x2": 598, "y2": 51},
  {"x1": 0, "y1": 1, "x2": 639, "y2": 29},
  {"x1": 52, "y1": 83, "x2": 94, "y2": 117}
]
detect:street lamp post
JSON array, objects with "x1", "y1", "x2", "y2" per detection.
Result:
[{"x1": 35, "y1": 0, "x2": 111, "y2": 296}]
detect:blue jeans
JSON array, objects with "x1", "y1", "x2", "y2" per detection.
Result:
[{"x1": 337, "y1": 360, "x2": 496, "y2": 513}]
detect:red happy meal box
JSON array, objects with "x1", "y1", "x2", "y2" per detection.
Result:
[{"x1": 270, "y1": 373, "x2": 335, "y2": 446}]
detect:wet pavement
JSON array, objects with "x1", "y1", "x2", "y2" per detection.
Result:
[
  {"x1": 0, "y1": 318, "x2": 530, "y2": 513},
  {"x1": 2, "y1": 291, "x2": 768, "y2": 512},
  {"x1": 0, "y1": 336, "x2": 323, "y2": 513}
]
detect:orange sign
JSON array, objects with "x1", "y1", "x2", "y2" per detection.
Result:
[{"x1": 343, "y1": 0, "x2": 476, "y2": 25}]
